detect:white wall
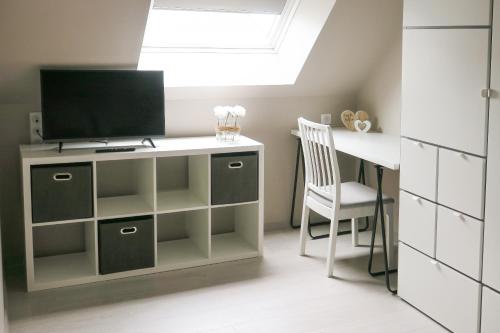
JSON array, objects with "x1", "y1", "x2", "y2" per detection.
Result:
[
  {"x1": 356, "y1": 35, "x2": 403, "y2": 232},
  {"x1": 356, "y1": 39, "x2": 403, "y2": 135}
]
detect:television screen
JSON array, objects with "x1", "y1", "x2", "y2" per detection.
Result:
[{"x1": 40, "y1": 70, "x2": 165, "y2": 141}]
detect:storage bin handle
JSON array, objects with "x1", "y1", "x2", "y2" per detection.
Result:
[
  {"x1": 228, "y1": 161, "x2": 244, "y2": 169},
  {"x1": 120, "y1": 227, "x2": 137, "y2": 235},
  {"x1": 53, "y1": 173, "x2": 72, "y2": 181}
]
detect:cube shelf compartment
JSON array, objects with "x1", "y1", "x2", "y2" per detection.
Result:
[
  {"x1": 32, "y1": 221, "x2": 96, "y2": 287},
  {"x1": 96, "y1": 159, "x2": 155, "y2": 218},
  {"x1": 156, "y1": 155, "x2": 209, "y2": 213},
  {"x1": 157, "y1": 210, "x2": 209, "y2": 268},
  {"x1": 211, "y1": 203, "x2": 259, "y2": 260}
]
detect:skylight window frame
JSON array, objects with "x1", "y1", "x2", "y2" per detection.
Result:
[{"x1": 141, "y1": 0, "x2": 301, "y2": 54}]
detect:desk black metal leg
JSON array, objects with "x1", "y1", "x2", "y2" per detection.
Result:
[
  {"x1": 368, "y1": 165, "x2": 397, "y2": 294},
  {"x1": 358, "y1": 159, "x2": 365, "y2": 183},
  {"x1": 357, "y1": 160, "x2": 370, "y2": 232},
  {"x1": 289, "y1": 139, "x2": 302, "y2": 229}
]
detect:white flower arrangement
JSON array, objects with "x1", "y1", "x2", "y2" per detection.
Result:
[{"x1": 213, "y1": 105, "x2": 246, "y2": 141}]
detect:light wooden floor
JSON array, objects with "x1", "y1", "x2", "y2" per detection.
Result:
[{"x1": 6, "y1": 228, "x2": 446, "y2": 333}]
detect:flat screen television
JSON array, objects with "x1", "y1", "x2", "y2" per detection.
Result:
[{"x1": 40, "y1": 69, "x2": 165, "y2": 142}]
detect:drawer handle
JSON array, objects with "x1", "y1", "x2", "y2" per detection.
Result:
[
  {"x1": 228, "y1": 161, "x2": 244, "y2": 169},
  {"x1": 453, "y1": 212, "x2": 464, "y2": 220},
  {"x1": 430, "y1": 259, "x2": 438, "y2": 266},
  {"x1": 412, "y1": 141, "x2": 423, "y2": 148},
  {"x1": 481, "y1": 89, "x2": 491, "y2": 98},
  {"x1": 411, "y1": 196, "x2": 421, "y2": 202},
  {"x1": 53, "y1": 173, "x2": 72, "y2": 181},
  {"x1": 120, "y1": 227, "x2": 137, "y2": 235},
  {"x1": 456, "y1": 152, "x2": 466, "y2": 159}
]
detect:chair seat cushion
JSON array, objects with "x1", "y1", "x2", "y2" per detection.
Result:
[{"x1": 308, "y1": 182, "x2": 394, "y2": 209}]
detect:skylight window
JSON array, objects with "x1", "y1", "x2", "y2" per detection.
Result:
[
  {"x1": 142, "y1": 10, "x2": 281, "y2": 50},
  {"x1": 138, "y1": 0, "x2": 337, "y2": 87}
]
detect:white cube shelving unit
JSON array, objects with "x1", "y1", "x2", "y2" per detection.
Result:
[{"x1": 21, "y1": 136, "x2": 264, "y2": 291}]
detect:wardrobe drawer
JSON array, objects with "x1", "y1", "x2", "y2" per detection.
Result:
[
  {"x1": 482, "y1": 286, "x2": 500, "y2": 333},
  {"x1": 403, "y1": 0, "x2": 491, "y2": 27},
  {"x1": 400, "y1": 138, "x2": 438, "y2": 201},
  {"x1": 438, "y1": 148, "x2": 486, "y2": 219},
  {"x1": 398, "y1": 243, "x2": 481, "y2": 333},
  {"x1": 436, "y1": 206, "x2": 483, "y2": 280},
  {"x1": 399, "y1": 191, "x2": 436, "y2": 256}
]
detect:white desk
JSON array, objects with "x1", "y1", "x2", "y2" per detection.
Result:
[
  {"x1": 290, "y1": 128, "x2": 400, "y2": 170},
  {"x1": 290, "y1": 127, "x2": 400, "y2": 293}
]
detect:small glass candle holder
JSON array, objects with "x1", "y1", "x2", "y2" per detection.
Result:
[{"x1": 215, "y1": 125, "x2": 241, "y2": 142}]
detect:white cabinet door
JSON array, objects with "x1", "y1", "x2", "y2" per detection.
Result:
[
  {"x1": 436, "y1": 206, "x2": 483, "y2": 280},
  {"x1": 437, "y1": 148, "x2": 486, "y2": 219},
  {"x1": 403, "y1": 0, "x2": 491, "y2": 27},
  {"x1": 398, "y1": 243, "x2": 481, "y2": 333},
  {"x1": 482, "y1": 287, "x2": 500, "y2": 333},
  {"x1": 483, "y1": 0, "x2": 500, "y2": 292},
  {"x1": 402, "y1": 29, "x2": 489, "y2": 156},
  {"x1": 399, "y1": 191, "x2": 436, "y2": 256},
  {"x1": 400, "y1": 138, "x2": 438, "y2": 201}
]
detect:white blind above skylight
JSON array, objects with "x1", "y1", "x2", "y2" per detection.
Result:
[
  {"x1": 142, "y1": 9, "x2": 281, "y2": 49},
  {"x1": 153, "y1": 0, "x2": 288, "y2": 14}
]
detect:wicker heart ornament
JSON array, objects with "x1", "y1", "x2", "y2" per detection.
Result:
[
  {"x1": 341, "y1": 110, "x2": 356, "y2": 130},
  {"x1": 355, "y1": 110, "x2": 369, "y2": 122}
]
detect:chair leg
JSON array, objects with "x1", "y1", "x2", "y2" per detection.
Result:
[
  {"x1": 299, "y1": 197, "x2": 310, "y2": 256},
  {"x1": 351, "y1": 218, "x2": 359, "y2": 247},
  {"x1": 385, "y1": 205, "x2": 395, "y2": 269},
  {"x1": 326, "y1": 216, "x2": 340, "y2": 277}
]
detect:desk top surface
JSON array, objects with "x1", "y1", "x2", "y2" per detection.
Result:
[{"x1": 291, "y1": 128, "x2": 400, "y2": 170}]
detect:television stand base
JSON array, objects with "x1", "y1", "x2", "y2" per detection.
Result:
[
  {"x1": 58, "y1": 142, "x2": 63, "y2": 153},
  {"x1": 142, "y1": 138, "x2": 156, "y2": 148}
]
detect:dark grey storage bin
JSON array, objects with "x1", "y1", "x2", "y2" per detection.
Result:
[
  {"x1": 211, "y1": 152, "x2": 258, "y2": 205},
  {"x1": 31, "y1": 162, "x2": 93, "y2": 223},
  {"x1": 98, "y1": 216, "x2": 154, "y2": 274}
]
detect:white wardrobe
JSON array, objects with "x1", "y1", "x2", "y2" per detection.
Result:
[{"x1": 399, "y1": 0, "x2": 500, "y2": 332}]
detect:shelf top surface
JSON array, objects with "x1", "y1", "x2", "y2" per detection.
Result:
[{"x1": 21, "y1": 136, "x2": 263, "y2": 163}]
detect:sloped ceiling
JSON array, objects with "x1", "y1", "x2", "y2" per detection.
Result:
[
  {"x1": 0, "y1": 0, "x2": 402, "y2": 103},
  {"x1": 0, "y1": 0, "x2": 151, "y2": 104}
]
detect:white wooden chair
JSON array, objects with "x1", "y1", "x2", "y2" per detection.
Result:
[{"x1": 298, "y1": 117, "x2": 395, "y2": 277}]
